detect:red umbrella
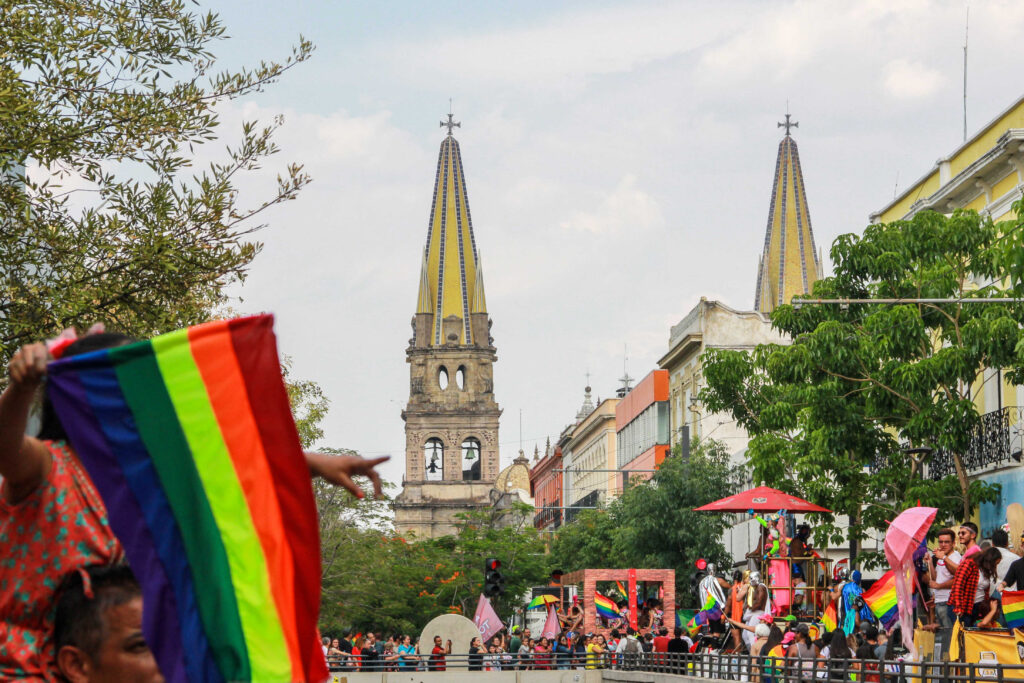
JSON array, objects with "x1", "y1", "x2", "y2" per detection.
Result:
[{"x1": 693, "y1": 485, "x2": 831, "y2": 513}]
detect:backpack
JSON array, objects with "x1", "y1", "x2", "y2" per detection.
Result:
[{"x1": 624, "y1": 638, "x2": 641, "y2": 654}]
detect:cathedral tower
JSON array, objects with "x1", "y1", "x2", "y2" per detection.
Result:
[
  {"x1": 393, "y1": 115, "x2": 502, "y2": 539},
  {"x1": 754, "y1": 114, "x2": 823, "y2": 313}
]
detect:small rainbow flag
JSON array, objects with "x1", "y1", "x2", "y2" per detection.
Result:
[
  {"x1": 1002, "y1": 590, "x2": 1024, "y2": 630},
  {"x1": 862, "y1": 570, "x2": 899, "y2": 631},
  {"x1": 822, "y1": 602, "x2": 838, "y2": 632},
  {"x1": 48, "y1": 316, "x2": 326, "y2": 683},
  {"x1": 595, "y1": 591, "x2": 619, "y2": 620}
]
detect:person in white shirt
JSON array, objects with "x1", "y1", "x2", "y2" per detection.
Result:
[
  {"x1": 929, "y1": 528, "x2": 960, "y2": 659},
  {"x1": 991, "y1": 529, "x2": 1019, "y2": 589}
]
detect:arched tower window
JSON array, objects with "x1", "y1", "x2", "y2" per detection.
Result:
[
  {"x1": 438, "y1": 366, "x2": 449, "y2": 390},
  {"x1": 461, "y1": 437, "x2": 481, "y2": 481},
  {"x1": 456, "y1": 365, "x2": 466, "y2": 390},
  {"x1": 424, "y1": 438, "x2": 444, "y2": 481}
]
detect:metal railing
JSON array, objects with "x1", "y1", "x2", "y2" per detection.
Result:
[
  {"x1": 327, "y1": 650, "x2": 1024, "y2": 679},
  {"x1": 927, "y1": 407, "x2": 1014, "y2": 481}
]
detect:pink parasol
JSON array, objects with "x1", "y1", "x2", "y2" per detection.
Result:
[{"x1": 884, "y1": 506, "x2": 937, "y2": 659}]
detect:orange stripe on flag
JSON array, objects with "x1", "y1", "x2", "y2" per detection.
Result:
[{"x1": 189, "y1": 321, "x2": 303, "y2": 681}]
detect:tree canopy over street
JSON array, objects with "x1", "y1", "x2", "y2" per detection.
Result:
[
  {"x1": 700, "y1": 206, "x2": 1024, "y2": 562},
  {"x1": 550, "y1": 438, "x2": 743, "y2": 603},
  {"x1": 0, "y1": 0, "x2": 312, "y2": 364}
]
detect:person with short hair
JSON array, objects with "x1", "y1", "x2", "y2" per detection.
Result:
[
  {"x1": 991, "y1": 529, "x2": 1019, "y2": 588},
  {"x1": 428, "y1": 635, "x2": 450, "y2": 671},
  {"x1": 929, "y1": 527, "x2": 959, "y2": 659},
  {"x1": 54, "y1": 564, "x2": 163, "y2": 683}
]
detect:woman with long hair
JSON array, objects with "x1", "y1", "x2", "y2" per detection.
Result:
[
  {"x1": 951, "y1": 546, "x2": 1002, "y2": 627},
  {"x1": 824, "y1": 629, "x2": 854, "y2": 682},
  {"x1": 760, "y1": 626, "x2": 786, "y2": 683}
]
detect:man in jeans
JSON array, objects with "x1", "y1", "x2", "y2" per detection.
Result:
[{"x1": 929, "y1": 528, "x2": 960, "y2": 659}]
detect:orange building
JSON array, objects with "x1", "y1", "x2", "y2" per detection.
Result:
[
  {"x1": 615, "y1": 370, "x2": 671, "y2": 491},
  {"x1": 530, "y1": 445, "x2": 563, "y2": 531}
]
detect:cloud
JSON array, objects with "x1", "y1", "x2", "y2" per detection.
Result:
[
  {"x1": 559, "y1": 174, "x2": 665, "y2": 235},
  {"x1": 881, "y1": 59, "x2": 945, "y2": 99},
  {"x1": 382, "y1": 3, "x2": 725, "y2": 90}
]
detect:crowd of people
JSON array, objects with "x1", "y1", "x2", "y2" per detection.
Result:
[
  {"x1": 318, "y1": 625, "x2": 696, "y2": 672},
  {"x1": 696, "y1": 519, "x2": 1024, "y2": 668}
]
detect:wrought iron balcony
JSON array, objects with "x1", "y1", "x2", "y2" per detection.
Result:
[{"x1": 925, "y1": 407, "x2": 1019, "y2": 481}]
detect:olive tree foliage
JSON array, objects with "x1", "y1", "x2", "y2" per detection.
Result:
[
  {"x1": 0, "y1": 1, "x2": 312, "y2": 365},
  {"x1": 700, "y1": 208, "x2": 1024, "y2": 560}
]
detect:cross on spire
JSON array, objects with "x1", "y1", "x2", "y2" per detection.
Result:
[
  {"x1": 441, "y1": 108, "x2": 461, "y2": 136},
  {"x1": 778, "y1": 113, "x2": 798, "y2": 136}
]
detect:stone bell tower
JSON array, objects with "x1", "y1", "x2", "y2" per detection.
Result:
[{"x1": 393, "y1": 114, "x2": 502, "y2": 539}]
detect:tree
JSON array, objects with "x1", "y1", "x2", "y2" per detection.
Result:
[
  {"x1": 0, "y1": 1, "x2": 312, "y2": 364},
  {"x1": 700, "y1": 207, "x2": 1022, "y2": 561},
  {"x1": 550, "y1": 437, "x2": 742, "y2": 604}
]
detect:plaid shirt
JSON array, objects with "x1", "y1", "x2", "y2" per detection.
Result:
[{"x1": 949, "y1": 555, "x2": 981, "y2": 615}]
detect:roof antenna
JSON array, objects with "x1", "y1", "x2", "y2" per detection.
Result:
[
  {"x1": 519, "y1": 408, "x2": 524, "y2": 459},
  {"x1": 893, "y1": 171, "x2": 900, "y2": 200},
  {"x1": 962, "y1": 6, "x2": 969, "y2": 142}
]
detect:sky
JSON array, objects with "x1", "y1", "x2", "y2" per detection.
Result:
[{"x1": 201, "y1": 0, "x2": 1024, "y2": 487}]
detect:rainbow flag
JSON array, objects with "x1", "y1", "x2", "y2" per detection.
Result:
[
  {"x1": 1002, "y1": 590, "x2": 1024, "y2": 630},
  {"x1": 595, "y1": 591, "x2": 619, "y2": 620},
  {"x1": 862, "y1": 570, "x2": 899, "y2": 631},
  {"x1": 47, "y1": 316, "x2": 326, "y2": 683},
  {"x1": 822, "y1": 602, "x2": 838, "y2": 632},
  {"x1": 616, "y1": 580, "x2": 628, "y2": 597}
]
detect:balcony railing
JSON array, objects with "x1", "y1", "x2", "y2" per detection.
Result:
[
  {"x1": 926, "y1": 406, "x2": 1015, "y2": 480},
  {"x1": 533, "y1": 506, "x2": 561, "y2": 530}
]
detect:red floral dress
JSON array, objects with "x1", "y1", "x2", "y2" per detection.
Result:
[{"x1": 0, "y1": 441, "x2": 121, "y2": 681}]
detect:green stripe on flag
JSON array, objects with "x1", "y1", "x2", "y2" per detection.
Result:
[
  {"x1": 151, "y1": 330, "x2": 291, "y2": 681},
  {"x1": 111, "y1": 340, "x2": 250, "y2": 681}
]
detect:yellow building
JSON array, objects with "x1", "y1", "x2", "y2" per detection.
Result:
[
  {"x1": 871, "y1": 95, "x2": 1024, "y2": 226},
  {"x1": 754, "y1": 114, "x2": 824, "y2": 313},
  {"x1": 869, "y1": 95, "x2": 1024, "y2": 539},
  {"x1": 560, "y1": 388, "x2": 620, "y2": 519}
]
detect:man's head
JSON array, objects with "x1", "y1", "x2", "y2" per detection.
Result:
[
  {"x1": 865, "y1": 625, "x2": 879, "y2": 643},
  {"x1": 673, "y1": 627, "x2": 683, "y2": 638},
  {"x1": 659, "y1": 627, "x2": 669, "y2": 636},
  {"x1": 523, "y1": 628, "x2": 531, "y2": 638},
  {"x1": 993, "y1": 529, "x2": 1009, "y2": 549},
  {"x1": 321, "y1": 636, "x2": 329, "y2": 647},
  {"x1": 433, "y1": 635, "x2": 441, "y2": 646},
  {"x1": 937, "y1": 528, "x2": 955, "y2": 548},
  {"x1": 55, "y1": 564, "x2": 163, "y2": 683},
  {"x1": 796, "y1": 523, "x2": 811, "y2": 540},
  {"x1": 959, "y1": 522, "x2": 979, "y2": 545}
]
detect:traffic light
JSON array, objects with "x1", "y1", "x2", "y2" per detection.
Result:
[{"x1": 484, "y1": 557, "x2": 505, "y2": 597}]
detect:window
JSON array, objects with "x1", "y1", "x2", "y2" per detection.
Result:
[
  {"x1": 456, "y1": 365, "x2": 466, "y2": 390},
  {"x1": 438, "y1": 366, "x2": 449, "y2": 390},
  {"x1": 424, "y1": 438, "x2": 444, "y2": 480},
  {"x1": 461, "y1": 437, "x2": 481, "y2": 481}
]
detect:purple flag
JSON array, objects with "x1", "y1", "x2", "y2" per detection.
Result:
[{"x1": 473, "y1": 595, "x2": 504, "y2": 643}]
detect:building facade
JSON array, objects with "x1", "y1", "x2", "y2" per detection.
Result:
[
  {"x1": 871, "y1": 95, "x2": 1024, "y2": 540},
  {"x1": 394, "y1": 118, "x2": 504, "y2": 539},
  {"x1": 529, "y1": 442, "x2": 563, "y2": 532},
  {"x1": 616, "y1": 370, "x2": 671, "y2": 489},
  {"x1": 561, "y1": 390, "x2": 620, "y2": 523}
]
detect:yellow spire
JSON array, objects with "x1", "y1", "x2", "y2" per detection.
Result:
[
  {"x1": 471, "y1": 252, "x2": 487, "y2": 314},
  {"x1": 418, "y1": 116, "x2": 485, "y2": 345},
  {"x1": 754, "y1": 114, "x2": 822, "y2": 313}
]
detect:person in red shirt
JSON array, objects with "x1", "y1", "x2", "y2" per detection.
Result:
[
  {"x1": 652, "y1": 626, "x2": 670, "y2": 665},
  {"x1": 429, "y1": 636, "x2": 451, "y2": 671}
]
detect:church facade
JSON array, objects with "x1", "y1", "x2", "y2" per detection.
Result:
[{"x1": 393, "y1": 116, "x2": 514, "y2": 539}]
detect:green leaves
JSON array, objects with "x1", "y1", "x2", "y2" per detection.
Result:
[{"x1": 0, "y1": 1, "x2": 312, "y2": 360}]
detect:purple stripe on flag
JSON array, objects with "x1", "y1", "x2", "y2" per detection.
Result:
[
  {"x1": 48, "y1": 368, "x2": 189, "y2": 683},
  {"x1": 78, "y1": 364, "x2": 222, "y2": 683}
]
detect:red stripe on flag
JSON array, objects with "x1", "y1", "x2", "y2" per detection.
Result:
[{"x1": 228, "y1": 316, "x2": 327, "y2": 682}]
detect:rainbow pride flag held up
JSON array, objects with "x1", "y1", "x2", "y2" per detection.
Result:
[
  {"x1": 1002, "y1": 590, "x2": 1024, "y2": 630},
  {"x1": 595, "y1": 592, "x2": 619, "y2": 620},
  {"x1": 821, "y1": 602, "x2": 838, "y2": 632},
  {"x1": 47, "y1": 316, "x2": 327, "y2": 683},
  {"x1": 862, "y1": 570, "x2": 899, "y2": 632}
]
